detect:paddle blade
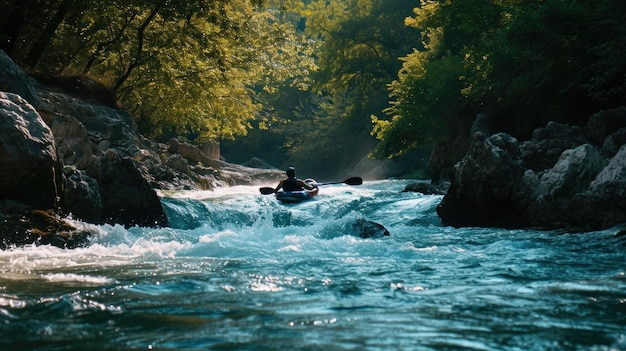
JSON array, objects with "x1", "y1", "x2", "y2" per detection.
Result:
[
  {"x1": 259, "y1": 187, "x2": 275, "y2": 195},
  {"x1": 344, "y1": 177, "x2": 363, "y2": 186}
]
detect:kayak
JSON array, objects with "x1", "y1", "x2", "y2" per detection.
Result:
[{"x1": 275, "y1": 179, "x2": 319, "y2": 203}]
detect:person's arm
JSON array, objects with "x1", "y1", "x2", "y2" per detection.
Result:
[
  {"x1": 274, "y1": 180, "x2": 284, "y2": 193},
  {"x1": 298, "y1": 179, "x2": 317, "y2": 190}
]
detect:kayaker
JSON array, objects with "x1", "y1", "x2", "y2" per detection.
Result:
[{"x1": 274, "y1": 167, "x2": 317, "y2": 193}]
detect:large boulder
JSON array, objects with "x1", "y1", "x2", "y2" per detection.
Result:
[
  {"x1": 437, "y1": 108, "x2": 626, "y2": 231},
  {"x1": 0, "y1": 50, "x2": 40, "y2": 107},
  {"x1": 520, "y1": 121, "x2": 590, "y2": 172},
  {"x1": 436, "y1": 132, "x2": 527, "y2": 228},
  {"x1": 86, "y1": 150, "x2": 168, "y2": 227},
  {"x1": 568, "y1": 144, "x2": 626, "y2": 230},
  {"x1": 0, "y1": 92, "x2": 62, "y2": 210},
  {"x1": 351, "y1": 218, "x2": 390, "y2": 239}
]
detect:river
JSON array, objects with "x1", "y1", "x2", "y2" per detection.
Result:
[{"x1": 1, "y1": 180, "x2": 624, "y2": 350}]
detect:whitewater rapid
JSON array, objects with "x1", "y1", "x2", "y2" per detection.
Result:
[{"x1": 0, "y1": 180, "x2": 624, "y2": 350}]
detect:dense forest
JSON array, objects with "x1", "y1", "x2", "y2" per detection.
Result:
[{"x1": 1, "y1": 0, "x2": 625, "y2": 180}]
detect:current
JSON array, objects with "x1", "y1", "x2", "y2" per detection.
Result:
[{"x1": 1, "y1": 180, "x2": 625, "y2": 350}]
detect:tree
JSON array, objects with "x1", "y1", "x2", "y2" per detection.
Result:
[
  {"x1": 1, "y1": 0, "x2": 314, "y2": 143},
  {"x1": 282, "y1": 0, "x2": 421, "y2": 177},
  {"x1": 372, "y1": 0, "x2": 626, "y2": 162}
]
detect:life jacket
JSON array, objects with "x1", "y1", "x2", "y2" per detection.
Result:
[{"x1": 283, "y1": 179, "x2": 303, "y2": 191}]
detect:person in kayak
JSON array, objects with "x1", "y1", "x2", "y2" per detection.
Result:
[{"x1": 274, "y1": 167, "x2": 317, "y2": 193}]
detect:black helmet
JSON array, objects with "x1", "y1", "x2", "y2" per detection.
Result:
[{"x1": 286, "y1": 166, "x2": 296, "y2": 177}]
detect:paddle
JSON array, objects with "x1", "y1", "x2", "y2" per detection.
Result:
[
  {"x1": 258, "y1": 177, "x2": 362, "y2": 195},
  {"x1": 315, "y1": 177, "x2": 363, "y2": 186}
]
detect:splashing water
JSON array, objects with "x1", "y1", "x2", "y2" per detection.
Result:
[{"x1": 1, "y1": 180, "x2": 625, "y2": 350}]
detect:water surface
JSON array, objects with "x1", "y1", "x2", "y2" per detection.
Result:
[{"x1": 1, "y1": 180, "x2": 624, "y2": 350}]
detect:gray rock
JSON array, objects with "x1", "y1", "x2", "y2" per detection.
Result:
[
  {"x1": 86, "y1": 150, "x2": 168, "y2": 228},
  {"x1": 520, "y1": 121, "x2": 589, "y2": 172},
  {"x1": 0, "y1": 50, "x2": 40, "y2": 107},
  {"x1": 0, "y1": 92, "x2": 62, "y2": 210},
  {"x1": 63, "y1": 166, "x2": 102, "y2": 223},
  {"x1": 351, "y1": 218, "x2": 390, "y2": 238},
  {"x1": 438, "y1": 108, "x2": 626, "y2": 231},
  {"x1": 402, "y1": 181, "x2": 448, "y2": 195},
  {"x1": 436, "y1": 132, "x2": 527, "y2": 227}
]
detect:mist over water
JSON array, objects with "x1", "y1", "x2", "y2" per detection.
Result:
[{"x1": 1, "y1": 180, "x2": 625, "y2": 350}]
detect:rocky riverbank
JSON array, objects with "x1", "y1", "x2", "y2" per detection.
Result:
[
  {"x1": 0, "y1": 50, "x2": 283, "y2": 249},
  {"x1": 2, "y1": 48, "x2": 625, "y2": 249},
  {"x1": 436, "y1": 109, "x2": 626, "y2": 232}
]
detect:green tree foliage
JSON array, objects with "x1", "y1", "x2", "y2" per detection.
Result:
[
  {"x1": 224, "y1": 0, "x2": 422, "y2": 178},
  {"x1": 282, "y1": 0, "x2": 421, "y2": 177},
  {"x1": 1, "y1": 0, "x2": 313, "y2": 143},
  {"x1": 372, "y1": 0, "x2": 626, "y2": 159},
  {"x1": 372, "y1": 50, "x2": 465, "y2": 158}
]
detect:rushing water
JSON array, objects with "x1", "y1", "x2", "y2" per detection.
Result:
[{"x1": 1, "y1": 180, "x2": 625, "y2": 350}]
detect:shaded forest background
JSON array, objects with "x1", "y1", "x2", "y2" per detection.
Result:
[{"x1": 1, "y1": 0, "x2": 625, "y2": 181}]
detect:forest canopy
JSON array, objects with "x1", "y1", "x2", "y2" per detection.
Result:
[
  {"x1": 0, "y1": 0, "x2": 314, "y2": 144},
  {"x1": 2, "y1": 0, "x2": 625, "y2": 179},
  {"x1": 372, "y1": 0, "x2": 626, "y2": 159}
]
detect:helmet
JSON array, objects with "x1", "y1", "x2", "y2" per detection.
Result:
[{"x1": 285, "y1": 167, "x2": 296, "y2": 177}]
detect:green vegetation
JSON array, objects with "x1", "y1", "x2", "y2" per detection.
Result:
[
  {"x1": 372, "y1": 0, "x2": 626, "y2": 159},
  {"x1": 2, "y1": 0, "x2": 625, "y2": 179},
  {"x1": 1, "y1": 0, "x2": 313, "y2": 144}
]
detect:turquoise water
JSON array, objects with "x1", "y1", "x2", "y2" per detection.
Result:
[{"x1": 1, "y1": 180, "x2": 624, "y2": 350}]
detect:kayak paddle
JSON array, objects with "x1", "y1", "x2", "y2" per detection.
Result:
[
  {"x1": 259, "y1": 187, "x2": 276, "y2": 195},
  {"x1": 316, "y1": 177, "x2": 363, "y2": 186},
  {"x1": 258, "y1": 177, "x2": 362, "y2": 194}
]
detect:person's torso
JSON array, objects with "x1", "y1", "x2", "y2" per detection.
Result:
[{"x1": 283, "y1": 179, "x2": 303, "y2": 191}]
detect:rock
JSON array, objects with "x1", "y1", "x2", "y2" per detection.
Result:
[
  {"x1": 0, "y1": 50, "x2": 40, "y2": 107},
  {"x1": 532, "y1": 144, "x2": 607, "y2": 200},
  {"x1": 524, "y1": 144, "x2": 608, "y2": 229},
  {"x1": 0, "y1": 92, "x2": 63, "y2": 210},
  {"x1": 436, "y1": 132, "x2": 527, "y2": 228},
  {"x1": 0, "y1": 209, "x2": 91, "y2": 250},
  {"x1": 590, "y1": 144, "x2": 626, "y2": 188},
  {"x1": 586, "y1": 107, "x2": 626, "y2": 146},
  {"x1": 63, "y1": 166, "x2": 102, "y2": 223},
  {"x1": 520, "y1": 121, "x2": 589, "y2": 172},
  {"x1": 200, "y1": 141, "x2": 220, "y2": 160},
  {"x1": 38, "y1": 89, "x2": 139, "y2": 157},
  {"x1": 319, "y1": 218, "x2": 391, "y2": 239},
  {"x1": 402, "y1": 181, "x2": 448, "y2": 195},
  {"x1": 86, "y1": 150, "x2": 168, "y2": 227},
  {"x1": 351, "y1": 218, "x2": 390, "y2": 238},
  {"x1": 48, "y1": 113, "x2": 94, "y2": 169},
  {"x1": 168, "y1": 138, "x2": 217, "y2": 168},
  {"x1": 438, "y1": 107, "x2": 626, "y2": 231},
  {"x1": 565, "y1": 145, "x2": 626, "y2": 230}
]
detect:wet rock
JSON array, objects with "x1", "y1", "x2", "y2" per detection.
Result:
[
  {"x1": 86, "y1": 150, "x2": 168, "y2": 228},
  {"x1": 437, "y1": 132, "x2": 527, "y2": 228},
  {"x1": 438, "y1": 108, "x2": 626, "y2": 231},
  {"x1": 0, "y1": 92, "x2": 63, "y2": 210},
  {"x1": 351, "y1": 218, "x2": 390, "y2": 238},
  {"x1": 63, "y1": 166, "x2": 102, "y2": 223},
  {"x1": 402, "y1": 181, "x2": 448, "y2": 195},
  {"x1": 0, "y1": 208, "x2": 91, "y2": 250},
  {"x1": 586, "y1": 107, "x2": 626, "y2": 146}
]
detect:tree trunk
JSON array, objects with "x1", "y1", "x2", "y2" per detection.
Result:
[
  {"x1": 0, "y1": 0, "x2": 33, "y2": 56},
  {"x1": 23, "y1": 0, "x2": 75, "y2": 70},
  {"x1": 114, "y1": 0, "x2": 164, "y2": 90}
]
